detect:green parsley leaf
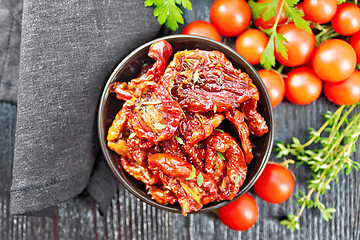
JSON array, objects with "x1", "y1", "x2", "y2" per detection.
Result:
[
  {"x1": 186, "y1": 165, "x2": 196, "y2": 180},
  {"x1": 250, "y1": 0, "x2": 311, "y2": 69},
  {"x1": 128, "y1": 132, "x2": 136, "y2": 139},
  {"x1": 175, "y1": 136, "x2": 184, "y2": 145},
  {"x1": 283, "y1": 0, "x2": 311, "y2": 34},
  {"x1": 260, "y1": 34, "x2": 276, "y2": 69},
  {"x1": 248, "y1": 0, "x2": 277, "y2": 20},
  {"x1": 274, "y1": 33, "x2": 288, "y2": 59},
  {"x1": 145, "y1": 0, "x2": 192, "y2": 31},
  {"x1": 197, "y1": 172, "x2": 204, "y2": 187},
  {"x1": 217, "y1": 151, "x2": 226, "y2": 160},
  {"x1": 153, "y1": 123, "x2": 167, "y2": 130}
]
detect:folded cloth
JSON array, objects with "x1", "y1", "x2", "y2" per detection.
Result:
[
  {"x1": 10, "y1": 0, "x2": 161, "y2": 215},
  {"x1": 0, "y1": 0, "x2": 22, "y2": 103}
]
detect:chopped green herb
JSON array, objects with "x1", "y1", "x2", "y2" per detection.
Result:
[
  {"x1": 235, "y1": 175, "x2": 241, "y2": 185},
  {"x1": 215, "y1": 128, "x2": 224, "y2": 133},
  {"x1": 213, "y1": 104, "x2": 217, "y2": 113},
  {"x1": 197, "y1": 172, "x2": 204, "y2": 187},
  {"x1": 185, "y1": 57, "x2": 192, "y2": 66},
  {"x1": 153, "y1": 123, "x2": 167, "y2": 130},
  {"x1": 217, "y1": 151, "x2": 226, "y2": 160},
  {"x1": 175, "y1": 136, "x2": 184, "y2": 145},
  {"x1": 128, "y1": 132, "x2": 136, "y2": 139},
  {"x1": 193, "y1": 70, "x2": 199, "y2": 84},
  {"x1": 186, "y1": 165, "x2": 196, "y2": 180}
]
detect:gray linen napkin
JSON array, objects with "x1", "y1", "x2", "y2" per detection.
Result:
[
  {"x1": 0, "y1": 0, "x2": 22, "y2": 103},
  {"x1": 10, "y1": 0, "x2": 161, "y2": 215}
]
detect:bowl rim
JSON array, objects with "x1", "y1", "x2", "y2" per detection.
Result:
[{"x1": 98, "y1": 34, "x2": 275, "y2": 214}]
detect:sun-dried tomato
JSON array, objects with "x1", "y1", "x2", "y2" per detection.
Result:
[
  {"x1": 124, "y1": 81, "x2": 183, "y2": 144},
  {"x1": 225, "y1": 108, "x2": 253, "y2": 164},
  {"x1": 159, "y1": 49, "x2": 258, "y2": 113},
  {"x1": 110, "y1": 40, "x2": 173, "y2": 101},
  {"x1": 159, "y1": 135, "x2": 187, "y2": 161},
  {"x1": 146, "y1": 185, "x2": 177, "y2": 205},
  {"x1": 148, "y1": 153, "x2": 218, "y2": 216},
  {"x1": 205, "y1": 131, "x2": 247, "y2": 201},
  {"x1": 178, "y1": 113, "x2": 224, "y2": 146},
  {"x1": 240, "y1": 98, "x2": 268, "y2": 137},
  {"x1": 181, "y1": 142, "x2": 206, "y2": 172},
  {"x1": 119, "y1": 156, "x2": 160, "y2": 185}
]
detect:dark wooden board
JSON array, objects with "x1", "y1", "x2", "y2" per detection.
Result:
[{"x1": 1, "y1": 1, "x2": 360, "y2": 239}]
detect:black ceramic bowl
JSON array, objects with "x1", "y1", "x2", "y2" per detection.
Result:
[{"x1": 98, "y1": 35, "x2": 274, "y2": 214}]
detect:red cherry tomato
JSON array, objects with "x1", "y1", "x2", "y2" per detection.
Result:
[
  {"x1": 181, "y1": 20, "x2": 221, "y2": 42},
  {"x1": 324, "y1": 70, "x2": 360, "y2": 105},
  {"x1": 312, "y1": 39, "x2": 357, "y2": 82},
  {"x1": 235, "y1": 29, "x2": 268, "y2": 65},
  {"x1": 218, "y1": 192, "x2": 258, "y2": 231},
  {"x1": 210, "y1": 0, "x2": 251, "y2": 37},
  {"x1": 331, "y1": 3, "x2": 360, "y2": 36},
  {"x1": 257, "y1": 69, "x2": 285, "y2": 107},
  {"x1": 350, "y1": 30, "x2": 360, "y2": 63},
  {"x1": 303, "y1": 0, "x2": 337, "y2": 24},
  {"x1": 295, "y1": 2, "x2": 312, "y2": 24},
  {"x1": 285, "y1": 66, "x2": 322, "y2": 105},
  {"x1": 253, "y1": 162, "x2": 295, "y2": 204},
  {"x1": 274, "y1": 23, "x2": 316, "y2": 67},
  {"x1": 253, "y1": 0, "x2": 288, "y2": 29}
]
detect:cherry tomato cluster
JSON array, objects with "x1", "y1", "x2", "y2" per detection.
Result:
[{"x1": 181, "y1": 0, "x2": 360, "y2": 108}]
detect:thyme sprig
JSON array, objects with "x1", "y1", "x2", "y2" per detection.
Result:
[{"x1": 276, "y1": 103, "x2": 360, "y2": 231}]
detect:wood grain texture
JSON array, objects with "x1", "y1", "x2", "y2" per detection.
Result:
[{"x1": 1, "y1": 1, "x2": 360, "y2": 239}]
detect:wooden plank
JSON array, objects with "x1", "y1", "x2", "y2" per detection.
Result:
[{"x1": 1, "y1": 1, "x2": 360, "y2": 239}]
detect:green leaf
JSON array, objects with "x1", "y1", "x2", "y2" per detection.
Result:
[
  {"x1": 280, "y1": 214, "x2": 300, "y2": 231},
  {"x1": 128, "y1": 132, "x2": 136, "y2": 139},
  {"x1": 145, "y1": 0, "x2": 192, "y2": 31},
  {"x1": 153, "y1": 123, "x2": 167, "y2": 130},
  {"x1": 274, "y1": 33, "x2": 288, "y2": 60},
  {"x1": 283, "y1": 0, "x2": 312, "y2": 34},
  {"x1": 260, "y1": 35, "x2": 276, "y2": 69},
  {"x1": 215, "y1": 128, "x2": 224, "y2": 133},
  {"x1": 175, "y1": 136, "x2": 184, "y2": 145},
  {"x1": 248, "y1": 0, "x2": 277, "y2": 20},
  {"x1": 193, "y1": 70, "x2": 199, "y2": 83},
  {"x1": 180, "y1": 0, "x2": 192, "y2": 10},
  {"x1": 197, "y1": 172, "x2": 204, "y2": 187},
  {"x1": 185, "y1": 58, "x2": 192, "y2": 66},
  {"x1": 213, "y1": 104, "x2": 217, "y2": 113},
  {"x1": 144, "y1": 0, "x2": 158, "y2": 7},
  {"x1": 235, "y1": 175, "x2": 241, "y2": 185},
  {"x1": 262, "y1": 0, "x2": 278, "y2": 21},
  {"x1": 186, "y1": 165, "x2": 196, "y2": 180},
  {"x1": 217, "y1": 151, "x2": 226, "y2": 160}
]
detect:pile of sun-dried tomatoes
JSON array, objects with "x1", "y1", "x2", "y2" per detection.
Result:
[{"x1": 107, "y1": 40, "x2": 268, "y2": 216}]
